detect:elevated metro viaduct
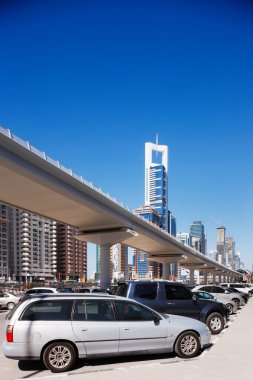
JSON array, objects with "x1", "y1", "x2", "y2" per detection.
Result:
[{"x1": 0, "y1": 127, "x2": 241, "y2": 287}]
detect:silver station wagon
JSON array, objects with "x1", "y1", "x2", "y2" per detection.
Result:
[{"x1": 3, "y1": 294, "x2": 211, "y2": 373}]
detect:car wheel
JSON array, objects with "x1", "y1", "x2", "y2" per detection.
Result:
[
  {"x1": 174, "y1": 331, "x2": 201, "y2": 359},
  {"x1": 206, "y1": 312, "x2": 225, "y2": 334},
  {"x1": 225, "y1": 303, "x2": 234, "y2": 315},
  {"x1": 43, "y1": 342, "x2": 76, "y2": 373},
  {"x1": 7, "y1": 302, "x2": 15, "y2": 310},
  {"x1": 232, "y1": 298, "x2": 240, "y2": 307}
]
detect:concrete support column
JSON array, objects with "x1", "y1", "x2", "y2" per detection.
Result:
[
  {"x1": 124, "y1": 245, "x2": 129, "y2": 280},
  {"x1": 203, "y1": 272, "x2": 208, "y2": 284},
  {"x1": 99, "y1": 244, "x2": 111, "y2": 289},
  {"x1": 189, "y1": 269, "x2": 195, "y2": 286},
  {"x1": 213, "y1": 274, "x2": 216, "y2": 283},
  {"x1": 219, "y1": 275, "x2": 222, "y2": 283},
  {"x1": 162, "y1": 263, "x2": 170, "y2": 280}
]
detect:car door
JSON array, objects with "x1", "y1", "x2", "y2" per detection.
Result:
[
  {"x1": 71, "y1": 299, "x2": 119, "y2": 356},
  {"x1": 113, "y1": 300, "x2": 168, "y2": 353},
  {"x1": 163, "y1": 284, "x2": 201, "y2": 320}
]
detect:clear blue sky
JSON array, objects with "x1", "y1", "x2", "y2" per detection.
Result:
[{"x1": 0, "y1": 0, "x2": 253, "y2": 275}]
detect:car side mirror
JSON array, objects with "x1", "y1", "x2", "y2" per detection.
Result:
[
  {"x1": 192, "y1": 293, "x2": 197, "y2": 302},
  {"x1": 153, "y1": 315, "x2": 160, "y2": 325},
  {"x1": 225, "y1": 290, "x2": 229, "y2": 294}
]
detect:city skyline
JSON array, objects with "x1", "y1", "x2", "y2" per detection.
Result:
[{"x1": 0, "y1": 1, "x2": 252, "y2": 274}]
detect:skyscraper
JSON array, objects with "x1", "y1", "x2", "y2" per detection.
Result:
[
  {"x1": 189, "y1": 221, "x2": 206, "y2": 254},
  {"x1": 225, "y1": 236, "x2": 235, "y2": 269},
  {"x1": 145, "y1": 141, "x2": 168, "y2": 230},
  {"x1": 5, "y1": 206, "x2": 57, "y2": 283},
  {"x1": 216, "y1": 226, "x2": 226, "y2": 265},
  {"x1": 56, "y1": 223, "x2": 87, "y2": 282},
  {"x1": 134, "y1": 205, "x2": 162, "y2": 279}
]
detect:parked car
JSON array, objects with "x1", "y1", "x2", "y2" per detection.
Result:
[
  {"x1": 220, "y1": 283, "x2": 253, "y2": 297},
  {"x1": 222, "y1": 287, "x2": 249, "y2": 303},
  {"x1": 116, "y1": 280, "x2": 229, "y2": 334},
  {"x1": 78, "y1": 287, "x2": 107, "y2": 293},
  {"x1": 3, "y1": 293, "x2": 211, "y2": 372},
  {"x1": 192, "y1": 285, "x2": 243, "y2": 311},
  {"x1": 23, "y1": 287, "x2": 59, "y2": 295},
  {"x1": 0, "y1": 291, "x2": 19, "y2": 310},
  {"x1": 192, "y1": 289, "x2": 238, "y2": 315}
]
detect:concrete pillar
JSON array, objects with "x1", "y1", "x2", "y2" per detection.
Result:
[
  {"x1": 219, "y1": 275, "x2": 222, "y2": 283},
  {"x1": 162, "y1": 263, "x2": 170, "y2": 280},
  {"x1": 189, "y1": 269, "x2": 195, "y2": 286},
  {"x1": 213, "y1": 274, "x2": 216, "y2": 283},
  {"x1": 124, "y1": 245, "x2": 128, "y2": 280},
  {"x1": 99, "y1": 244, "x2": 111, "y2": 289},
  {"x1": 204, "y1": 272, "x2": 208, "y2": 284}
]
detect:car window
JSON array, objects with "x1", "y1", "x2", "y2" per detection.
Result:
[
  {"x1": 213, "y1": 287, "x2": 224, "y2": 293},
  {"x1": 133, "y1": 283, "x2": 157, "y2": 300},
  {"x1": 199, "y1": 286, "x2": 211, "y2": 292},
  {"x1": 164, "y1": 284, "x2": 192, "y2": 300},
  {"x1": 73, "y1": 299, "x2": 114, "y2": 321},
  {"x1": 20, "y1": 300, "x2": 73, "y2": 321},
  {"x1": 114, "y1": 300, "x2": 157, "y2": 321}
]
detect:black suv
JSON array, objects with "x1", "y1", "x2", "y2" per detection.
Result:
[{"x1": 116, "y1": 280, "x2": 229, "y2": 334}]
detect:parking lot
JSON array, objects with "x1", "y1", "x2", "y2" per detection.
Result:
[{"x1": 0, "y1": 296, "x2": 252, "y2": 380}]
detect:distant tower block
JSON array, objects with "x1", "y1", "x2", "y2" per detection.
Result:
[{"x1": 145, "y1": 141, "x2": 168, "y2": 230}]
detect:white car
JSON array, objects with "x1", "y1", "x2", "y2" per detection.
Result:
[
  {"x1": 3, "y1": 294, "x2": 211, "y2": 373},
  {"x1": 192, "y1": 285, "x2": 244, "y2": 309},
  {"x1": 0, "y1": 291, "x2": 19, "y2": 310}
]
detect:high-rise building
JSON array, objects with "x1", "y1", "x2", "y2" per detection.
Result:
[
  {"x1": 225, "y1": 236, "x2": 235, "y2": 269},
  {"x1": 177, "y1": 232, "x2": 190, "y2": 245},
  {"x1": 145, "y1": 141, "x2": 168, "y2": 230},
  {"x1": 216, "y1": 226, "x2": 226, "y2": 265},
  {"x1": 0, "y1": 203, "x2": 11, "y2": 279},
  {"x1": 7, "y1": 207, "x2": 57, "y2": 282},
  {"x1": 168, "y1": 211, "x2": 177, "y2": 236},
  {"x1": 134, "y1": 205, "x2": 162, "y2": 279},
  {"x1": 56, "y1": 223, "x2": 87, "y2": 282},
  {"x1": 190, "y1": 221, "x2": 206, "y2": 254}
]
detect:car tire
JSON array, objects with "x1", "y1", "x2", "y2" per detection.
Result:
[
  {"x1": 206, "y1": 312, "x2": 224, "y2": 334},
  {"x1": 225, "y1": 303, "x2": 234, "y2": 315},
  {"x1": 43, "y1": 342, "x2": 76, "y2": 373},
  {"x1": 232, "y1": 298, "x2": 240, "y2": 307},
  {"x1": 174, "y1": 331, "x2": 201, "y2": 359},
  {"x1": 7, "y1": 302, "x2": 15, "y2": 310}
]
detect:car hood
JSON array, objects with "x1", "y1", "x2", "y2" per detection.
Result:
[{"x1": 163, "y1": 313, "x2": 207, "y2": 329}]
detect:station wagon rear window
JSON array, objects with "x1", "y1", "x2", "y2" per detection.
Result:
[{"x1": 20, "y1": 300, "x2": 73, "y2": 321}]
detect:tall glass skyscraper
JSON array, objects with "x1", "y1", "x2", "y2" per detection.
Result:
[
  {"x1": 189, "y1": 220, "x2": 206, "y2": 254},
  {"x1": 145, "y1": 141, "x2": 168, "y2": 230}
]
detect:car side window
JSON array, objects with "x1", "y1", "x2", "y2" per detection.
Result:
[
  {"x1": 133, "y1": 283, "x2": 157, "y2": 300},
  {"x1": 213, "y1": 287, "x2": 224, "y2": 293},
  {"x1": 114, "y1": 300, "x2": 157, "y2": 321},
  {"x1": 165, "y1": 285, "x2": 192, "y2": 300},
  {"x1": 20, "y1": 300, "x2": 73, "y2": 321},
  {"x1": 73, "y1": 300, "x2": 114, "y2": 321},
  {"x1": 200, "y1": 286, "x2": 212, "y2": 292}
]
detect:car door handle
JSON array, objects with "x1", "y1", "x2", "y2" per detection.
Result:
[
  {"x1": 167, "y1": 302, "x2": 175, "y2": 306},
  {"x1": 81, "y1": 329, "x2": 88, "y2": 331},
  {"x1": 124, "y1": 328, "x2": 130, "y2": 331}
]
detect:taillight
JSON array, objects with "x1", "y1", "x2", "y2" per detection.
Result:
[{"x1": 6, "y1": 325, "x2": 14, "y2": 342}]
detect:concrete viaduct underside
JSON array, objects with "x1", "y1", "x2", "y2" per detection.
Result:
[{"x1": 0, "y1": 127, "x2": 241, "y2": 287}]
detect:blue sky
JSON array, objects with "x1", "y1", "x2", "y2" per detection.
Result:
[{"x1": 0, "y1": 0, "x2": 253, "y2": 275}]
